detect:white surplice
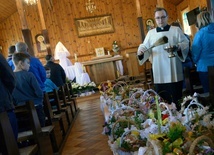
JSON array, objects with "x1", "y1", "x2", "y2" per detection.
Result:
[{"x1": 138, "y1": 26, "x2": 189, "y2": 84}]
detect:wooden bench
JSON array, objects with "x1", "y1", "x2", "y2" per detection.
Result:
[
  {"x1": 48, "y1": 89, "x2": 70, "y2": 133},
  {"x1": 0, "y1": 111, "x2": 38, "y2": 155},
  {"x1": 58, "y1": 85, "x2": 74, "y2": 121},
  {"x1": 43, "y1": 93, "x2": 65, "y2": 152},
  {"x1": 15, "y1": 101, "x2": 54, "y2": 155},
  {"x1": 65, "y1": 83, "x2": 78, "y2": 113}
]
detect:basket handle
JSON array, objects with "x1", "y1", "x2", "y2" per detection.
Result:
[
  {"x1": 143, "y1": 89, "x2": 158, "y2": 97},
  {"x1": 119, "y1": 129, "x2": 140, "y2": 147},
  {"x1": 111, "y1": 106, "x2": 135, "y2": 117},
  {"x1": 130, "y1": 90, "x2": 145, "y2": 99},
  {"x1": 189, "y1": 135, "x2": 214, "y2": 155},
  {"x1": 159, "y1": 102, "x2": 173, "y2": 118},
  {"x1": 120, "y1": 98, "x2": 141, "y2": 108},
  {"x1": 111, "y1": 119, "x2": 136, "y2": 140},
  {"x1": 185, "y1": 99, "x2": 205, "y2": 123}
]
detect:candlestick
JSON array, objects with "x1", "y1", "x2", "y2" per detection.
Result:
[{"x1": 74, "y1": 53, "x2": 78, "y2": 61}]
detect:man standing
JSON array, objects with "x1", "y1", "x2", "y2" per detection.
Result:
[
  {"x1": 45, "y1": 54, "x2": 66, "y2": 87},
  {"x1": 137, "y1": 7, "x2": 189, "y2": 109}
]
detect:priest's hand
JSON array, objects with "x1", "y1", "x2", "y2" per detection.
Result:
[{"x1": 137, "y1": 45, "x2": 147, "y2": 56}]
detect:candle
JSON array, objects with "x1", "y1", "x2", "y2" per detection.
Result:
[
  {"x1": 155, "y1": 96, "x2": 162, "y2": 134},
  {"x1": 107, "y1": 51, "x2": 110, "y2": 55},
  {"x1": 74, "y1": 53, "x2": 78, "y2": 61}
]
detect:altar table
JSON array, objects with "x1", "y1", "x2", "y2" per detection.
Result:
[{"x1": 82, "y1": 56, "x2": 123, "y2": 84}]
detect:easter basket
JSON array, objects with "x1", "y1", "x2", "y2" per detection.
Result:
[
  {"x1": 183, "y1": 98, "x2": 205, "y2": 125},
  {"x1": 111, "y1": 119, "x2": 139, "y2": 141},
  {"x1": 189, "y1": 135, "x2": 214, "y2": 155},
  {"x1": 118, "y1": 130, "x2": 146, "y2": 153}
]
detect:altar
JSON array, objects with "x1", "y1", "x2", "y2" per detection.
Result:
[{"x1": 82, "y1": 56, "x2": 123, "y2": 84}]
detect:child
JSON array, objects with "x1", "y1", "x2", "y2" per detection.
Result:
[
  {"x1": 44, "y1": 66, "x2": 58, "y2": 93},
  {"x1": 12, "y1": 52, "x2": 45, "y2": 127}
]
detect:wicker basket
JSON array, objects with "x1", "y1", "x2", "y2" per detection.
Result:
[
  {"x1": 130, "y1": 89, "x2": 145, "y2": 100},
  {"x1": 119, "y1": 130, "x2": 146, "y2": 153},
  {"x1": 144, "y1": 139, "x2": 162, "y2": 155},
  {"x1": 112, "y1": 119, "x2": 138, "y2": 141},
  {"x1": 120, "y1": 98, "x2": 141, "y2": 109},
  {"x1": 184, "y1": 98, "x2": 205, "y2": 125},
  {"x1": 143, "y1": 89, "x2": 159, "y2": 97},
  {"x1": 111, "y1": 106, "x2": 135, "y2": 119},
  {"x1": 189, "y1": 135, "x2": 214, "y2": 155}
]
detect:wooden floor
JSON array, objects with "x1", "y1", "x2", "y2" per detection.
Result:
[{"x1": 61, "y1": 93, "x2": 112, "y2": 155}]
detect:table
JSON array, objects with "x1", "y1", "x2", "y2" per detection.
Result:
[{"x1": 82, "y1": 56, "x2": 123, "y2": 84}]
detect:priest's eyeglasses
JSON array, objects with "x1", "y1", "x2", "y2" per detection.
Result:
[{"x1": 155, "y1": 16, "x2": 167, "y2": 20}]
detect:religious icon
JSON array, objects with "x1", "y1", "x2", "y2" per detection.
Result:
[
  {"x1": 35, "y1": 34, "x2": 47, "y2": 52},
  {"x1": 95, "y1": 47, "x2": 105, "y2": 57},
  {"x1": 146, "y1": 19, "x2": 155, "y2": 31}
]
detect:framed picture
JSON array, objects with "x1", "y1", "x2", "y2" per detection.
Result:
[
  {"x1": 146, "y1": 18, "x2": 155, "y2": 31},
  {"x1": 75, "y1": 14, "x2": 114, "y2": 37},
  {"x1": 95, "y1": 47, "x2": 105, "y2": 57},
  {"x1": 35, "y1": 34, "x2": 47, "y2": 52}
]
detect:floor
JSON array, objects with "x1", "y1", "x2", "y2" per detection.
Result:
[{"x1": 61, "y1": 93, "x2": 112, "y2": 155}]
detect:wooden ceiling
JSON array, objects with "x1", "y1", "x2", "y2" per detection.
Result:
[
  {"x1": 0, "y1": 0, "x2": 17, "y2": 23},
  {"x1": 0, "y1": 0, "x2": 184, "y2": 23},
  {"x1": 165, "y1": 0, "x2": 184, "y2": 6}
]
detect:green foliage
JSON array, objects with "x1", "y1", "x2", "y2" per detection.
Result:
[
  {"x1": 162, "y1": 142, "x2": 172, "y2": 155},
  {"x1": 167, "y1": 122, "x2": 186, "y2": 142}
]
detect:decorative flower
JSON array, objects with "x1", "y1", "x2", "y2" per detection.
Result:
[{"x1": 71, "y1": 81, "x2": 96, "y2": 96}]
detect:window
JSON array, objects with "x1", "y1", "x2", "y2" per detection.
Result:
[{"x1": 182, "y1": 8, "x2": 191, "y2": 35}]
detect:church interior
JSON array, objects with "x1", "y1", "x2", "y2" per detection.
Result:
[{"x1": 0, "y1": 0, "x2": 214, "y2": 155}]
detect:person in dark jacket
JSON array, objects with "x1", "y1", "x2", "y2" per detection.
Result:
[
  {"x1": 7, "y1": 45, "x2": 16, "y2": 70},
  {"x1": 0, "y1": 53, "x2": 18, "y2": 140},
  {"x1": 12, "y1": 52, "x2": 45, "y2": 127},
  {"x1": 45, "y1": 54, "x2": 66, "y2": 87}
]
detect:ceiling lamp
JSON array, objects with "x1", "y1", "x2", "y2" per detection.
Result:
[
  {"x1": 24, "y1": 0, "x2": 38, "y2": 5},
  {"x1": 86, "y1": 0, "x2": 96, "y2": 13}
]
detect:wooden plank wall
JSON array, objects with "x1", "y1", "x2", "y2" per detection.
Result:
[
  {"x1": 0, "y1": 0, "x2": 155, "y2": 63},
  {"x1": 0, "y1": 0, "x2": 208, "y2": 66}
]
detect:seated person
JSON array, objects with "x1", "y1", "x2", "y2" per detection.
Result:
[
  {"x1": 45, "y1": 54, "x2": 66, "y2": 87},
  {"x1": 12, "y1": 52, "x2": 45, "y2": 127},
  {"x1": 44, "y1": 66, "x2": 58, "y2": 93}
]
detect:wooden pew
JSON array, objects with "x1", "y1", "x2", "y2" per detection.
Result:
[
  {"x1": 43, "y1": 93, "x2": 65, "y2": 152},
  {"x1": 48, "y1": 89, "x2": 70, "y2": 133},
  {"x1": 0, "y1": 111, "x2": 38, "y2": 155},
  {"x1": 65, "y1": 83, "x2": 78, "y2": 113},
  {"x1": 58, "y1": 85, "x2": 74, "y2": 121},
  {"x1": 15, "y1": 101, "x2": 54, "y2": 155}
]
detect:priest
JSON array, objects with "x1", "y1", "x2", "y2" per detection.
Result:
[{"x1": 137, "y1": 7, "x2": 189, "y2": 110}]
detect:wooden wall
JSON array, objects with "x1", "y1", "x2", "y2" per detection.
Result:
[
  {"x1": 0, "y1": 0, "x2": 157, "y2": 63},
  {"x1": 0, "y1": 0, "x2": 208, "y2": 68}
]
